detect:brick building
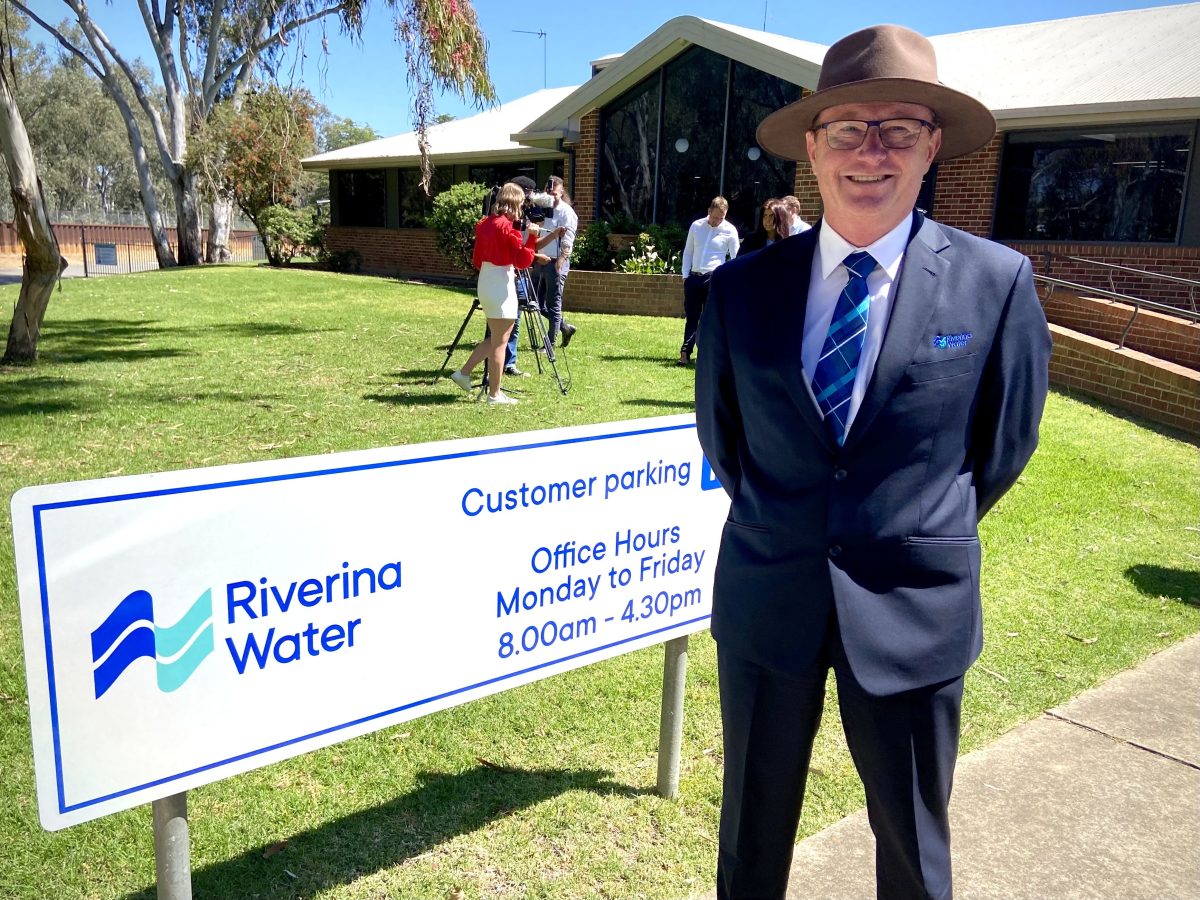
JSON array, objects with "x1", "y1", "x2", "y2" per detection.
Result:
[{"x1": 304, "y1": 5, "x2": 1200, "y2": 309}]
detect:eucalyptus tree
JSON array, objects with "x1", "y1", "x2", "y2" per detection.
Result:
[{"x1": 12, "y1": 0, "x2": 494, "y2": 266}]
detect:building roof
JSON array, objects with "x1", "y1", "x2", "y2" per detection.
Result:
[
  {"x1": 514, "y1": 5, "x2": 1200, "y2": 144},
  {"x1": 301, "y1": 86, "x2": 578, "y2": 171},
  {"x1": 931, "y1": 4, "x2": 1200, "y2": 126},
  {"x1": 310, "y1": 4, "x2": 1200, "y2": 171}
]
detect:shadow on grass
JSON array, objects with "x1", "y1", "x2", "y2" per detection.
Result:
[
  {"x1": 206, "y1": 322, "x2": 334, "y2": 338},
  {"x1": 1125, "y1": 564, "x2": 1200, "y2": 606},
  {"x1": 624, "y1": 398, "x2": 695, "y2": 410},
  {"x1": 364, "y1": 392, "x2": 463, "y2": 407},
  {"x1": 0, "y1": 375, "x2": 90, "y2": 415},
  {"x1": 122, "y1": 764, "x2": 644, "y2": 900},
  {"x1": 0, "y1": 400, "x2": 82, "y2": 417},
  {"x1": 1053, "y1": 387, "x2": 1199, "y2": 447}
]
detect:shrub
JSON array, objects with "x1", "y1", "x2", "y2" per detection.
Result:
[
  {"x1": 571, "y1": 220, "x2": 612, "y2": 271},
  {"x1": 428, "y1": 181, "x2": 488, "y2": 273},
  {"x1": 320, "y1": 248, "x2": 362, "y2": 273},
  {"x1": 614, "y1": 233, "x2": 679, "y2": 275},
  {"x1": 257, "y1": 204, "x2": 320, "y2": 265}
]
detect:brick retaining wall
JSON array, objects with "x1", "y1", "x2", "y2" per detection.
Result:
[
  {"x1": 325, "y1": 226, "x2": 468, "y2": 280},
  {"x1": 1048, "y1": 324, "x2": 1199, "y2": 436},
  {"x1": 1039, "y1": 285, "x2": 1200, "y2": 372},
  {"x1": 563, "y1": 270, "x2": 682, "y2": 317}
]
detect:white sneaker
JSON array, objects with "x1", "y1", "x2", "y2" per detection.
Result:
[
  {"x1": 448, "y1": 370, "x2": 472, "y2": 392},
  {"x1": 485, "y1": 392, "x2": 518, "y2": 405}
]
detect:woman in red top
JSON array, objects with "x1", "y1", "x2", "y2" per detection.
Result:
[{"x1": 447, "y1": 183, "x2": 540, "y2": 405}]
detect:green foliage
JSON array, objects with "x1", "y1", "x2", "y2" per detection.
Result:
[
  {"x1": 615, "y1": 232, "x2": 680, "y2": 275},
  {"x1": 645, "y1": 223, "x2": 687, "y2": 262},
  {"x1": 428, "y1": 181, "x2": 488, "y2": 273},
  {"x1": 320, "y1": 247, "x2": 363, "y2": 273},
  {"x1": 571, "y1": 220, "x2": 612, "y2": 271},
  {"x1": 256, "y1": 205, "x2": 321, "y2": 265}
]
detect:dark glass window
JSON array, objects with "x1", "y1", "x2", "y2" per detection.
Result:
[
  {"x1": 599, "y1": 76, "x2": 659, "y2": 228},
  {"x1": 598, "y1": 49, "x2": 800, "y2": 234},
  {"x1": 468, "y1": 163, "x2": 540, "y2": 188},
  {"x1": 334, "y1": 169, "x2": 386, "y2": 227},
  {"x1": 995, "y1": 124, "x2": 1194, "y2": 242},
  {"x1": 721, "y1": 61, "x2": 800, "y2": 234},
  {"x1": 656, "y1": 47, "x2": 728, "y2": 229},
  {"x1": 398, "y1": 167, "x2": 453, "y2": 227}
]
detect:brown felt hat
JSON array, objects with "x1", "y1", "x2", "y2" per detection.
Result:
[{"x1": 757, "y1": 25, "x2": 996, "y2": 162}]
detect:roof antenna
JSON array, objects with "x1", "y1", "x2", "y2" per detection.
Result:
[
  {"x1": 762, "y1": 1, "x2": 768, "y2": 31},
  {"x1": 513, "y1": 30, "x2": 548, "y2": 89}
]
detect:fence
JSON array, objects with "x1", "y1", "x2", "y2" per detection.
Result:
[{"x1": 0, "y1": 222, "x2": 266, "y2": 275}]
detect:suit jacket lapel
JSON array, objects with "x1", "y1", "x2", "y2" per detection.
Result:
[
  {"x1": 777, "y1": 227, "x2": 836, "y2": 448},
  {"x1": 844, "y1": 214, "x2": 951, "y2": 447}
]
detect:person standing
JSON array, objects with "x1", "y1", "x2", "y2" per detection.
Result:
[
  {"x1": 695, "y1": 25, "x2": 1051, "y2": 899},
  {"x1": 448, "y1": 182, "x2": 540, "y2": 405},
  {"x1": 739, "y1": 199, "x2": 794, "y2": 256},
  {"x1": 782, "y1": 194, "x2": 813, "y2": 235},
  {"x1": 532, "y1": 175, "x2": 579, "y2": 358},
  {"x1": 679, "y1": 196, "x2": 740, "y2": 366}
]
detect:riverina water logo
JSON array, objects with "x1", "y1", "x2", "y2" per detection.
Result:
[{"x1": 90, "y1": 588, "x2": 214, "y2": 698}]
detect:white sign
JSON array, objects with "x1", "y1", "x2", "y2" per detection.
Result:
[{"x1": 12, "y1": 415, "x2": 727, "y2": 830}]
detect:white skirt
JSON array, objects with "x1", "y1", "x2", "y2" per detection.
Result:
[{"x1": 477, "y1": 262, "x2": 518, "y2": 319}]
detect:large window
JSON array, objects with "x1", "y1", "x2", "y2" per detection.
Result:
[
  {"x1": 334, "y1": 169, "x2": 386, "y2": 228},
  {"x1": 598, "y1": 47, "x2": 799, "y2": 233},
  {"x1": 599, "y1": 77, "x2": 660, "y2": 228},
  {"x1": 995, "y1": 124, "x2": 1195, "y2": 242},
  {"x1": 398, "y1": 167, "x2": 453, "y2": 227}
]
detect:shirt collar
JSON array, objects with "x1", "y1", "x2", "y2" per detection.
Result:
[{"x1": 818, "y1": 213, "x2": 912, "y2": 283}]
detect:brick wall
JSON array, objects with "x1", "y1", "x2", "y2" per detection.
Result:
[
  {"x1": 1048, "y1": 324, "x2": 1199, "y2": 436},
  {"x1": 930, "y1": 135, "x2": 1002, "y2": 237},
  {"x1": 325, "y1": 226, "x2": 468, "y2": 280},
  {"x1": 571, "y1": 110, "x2": 600, "y2": 230},
  {"x1": 1039, "y1": 285, "x2": 1200, "y2": 372},
  {"x1": 563, "y1": 269, "x2": 682, "y2": 317}
]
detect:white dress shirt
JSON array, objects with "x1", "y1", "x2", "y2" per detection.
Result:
[
  {"x1": 682, "y1": 217, "x2": 740, "y2": 277},
  {"x1": 791, "y1": 218, "x2": 813, "y2": 236},
  {"x1": 541, "y1": 201, "x2": 578, "y2": 260},
  {"x1": 801, "y1": 214, "x2": 912, "y2": 434}
]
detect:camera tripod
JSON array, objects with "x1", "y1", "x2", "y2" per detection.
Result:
[{"x1": 439, "y1": 266, "x2": 571, "y2": 396}]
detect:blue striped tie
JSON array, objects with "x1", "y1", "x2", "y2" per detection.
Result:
[{"x1": 811, "y1": 251, "x2": 876, "y2": 445}]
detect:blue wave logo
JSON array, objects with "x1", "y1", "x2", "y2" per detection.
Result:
[{"x1": 90, "y1": 588, "x2": 214, "y2": 698}]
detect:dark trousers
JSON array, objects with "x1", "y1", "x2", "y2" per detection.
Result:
[
  {"x1": 682, "y1": 271, "x2": 712, "y2": 355},
  {"x1": 533, "y1": 258, "x2": 570, "y2": 344},
  {"x1": 716, "y1": 621, "x2": 963, "y2": 900}
]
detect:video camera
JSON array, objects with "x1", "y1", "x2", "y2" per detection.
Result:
[{"x1": 482, "y1": 176, "x2": 555, "y2": 228}]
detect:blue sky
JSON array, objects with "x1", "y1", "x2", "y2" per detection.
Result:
[{"x1": 21, "y1": 0, "x2": 1181, "y2": 136}]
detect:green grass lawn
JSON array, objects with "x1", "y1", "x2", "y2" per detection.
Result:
[{"x1": 1, "y1": 265, "x2": 1197, "y2": 899}]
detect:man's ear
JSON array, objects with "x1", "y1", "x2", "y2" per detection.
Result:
[
  {"x1": 926, "y1": 128, "x2": 943, "y2": 164},
  {"x1": 805, "y1": 130, "x2": 818, "y2": 160}
]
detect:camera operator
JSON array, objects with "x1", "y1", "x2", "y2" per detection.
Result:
[
  {"x1": 532, "y1": 176, "x2": 578, "y2": 358},
  {"x1": 447, "y1": 182, "x2": 540, "y2": 405}
]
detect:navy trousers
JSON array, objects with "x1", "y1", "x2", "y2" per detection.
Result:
[{"x1": 716, "y1": 621, "x2": 963, "y2": 900}]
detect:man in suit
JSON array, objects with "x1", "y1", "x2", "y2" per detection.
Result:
[{"x1": 695, "y1": 25, "x2": 1051, "y2": 900}]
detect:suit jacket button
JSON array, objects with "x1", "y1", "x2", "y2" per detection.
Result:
[
  {"x1": 828, "y1": 544, "x2": 842, "y2": 558},
  {"x1": 833, "y1": 469, "x2": 847, "y2": 482}
]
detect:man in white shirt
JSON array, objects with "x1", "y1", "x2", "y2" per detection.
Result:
[
  {"x1": 679, "y1": 196, "x2": 740, "y2": 366},
  {"x1": 783, "y1": 195, "x2": 813, "y2": 235},
  {"x1": 531, "y1": 176, "x2": 580, "y2": 359}
]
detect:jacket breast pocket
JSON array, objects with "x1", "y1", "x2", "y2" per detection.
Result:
[{"x1": 905, "y1": 352, "x2": 977, "y2": 384}]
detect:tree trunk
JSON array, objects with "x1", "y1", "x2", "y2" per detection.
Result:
[
  {"x1": 206, "y1": 196, "x2": 234, "y2": 263},
  {"x1": 171, "y1": 168, "x2": 203, "y2": 267},
  {"x1": 0, "y1": 65, "x2": 67, "y2": 365}
]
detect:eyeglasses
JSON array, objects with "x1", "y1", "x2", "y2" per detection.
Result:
[{"x1": 814, "y1": 118, "x2": 937, "y2": 151}]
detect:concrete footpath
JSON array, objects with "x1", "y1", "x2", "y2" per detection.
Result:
[{"x1": 693, "y1": 634, "x2": 1200, "y2": 900}]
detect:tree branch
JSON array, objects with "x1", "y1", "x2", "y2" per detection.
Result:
[
  {"x1": 200, "y1": 0, "x2": 226, "y2": 104},
  {"x1": 8, "y1": 0, "x2": 104, "y2": 81},
  {"x1": 207, "y1": 3, "x2": 349, "y2": 108}
]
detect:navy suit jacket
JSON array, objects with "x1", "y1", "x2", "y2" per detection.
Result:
[{"x1": 695, "y1": 214, "x2": 1051, "y2": 696}]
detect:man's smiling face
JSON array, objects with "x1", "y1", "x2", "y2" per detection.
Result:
[{"x1": 805, "y1": 101, "x2": 941, "y2": 245}]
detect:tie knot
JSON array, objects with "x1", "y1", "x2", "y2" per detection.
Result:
[{"x1": 844, "y1": 251, "x2": 876, "y2": 281}]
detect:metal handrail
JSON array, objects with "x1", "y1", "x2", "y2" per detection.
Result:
[
  {"x1": 1043, "y1": 252, "x2": 1199, "y2": 313},
  {"x1": 1032, "y1": 274, "x2": 1200, "y2": 351}
]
